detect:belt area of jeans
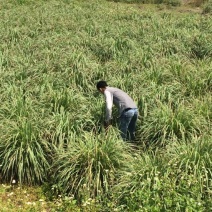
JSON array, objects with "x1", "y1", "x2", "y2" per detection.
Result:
[
  {"x1": 124, "y1": 108, "x2": 132, "y2": 112},
  {"x1": 124, "y1": 107, "x2": 137, "y2": 112}
]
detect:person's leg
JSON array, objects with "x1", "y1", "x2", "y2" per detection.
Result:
[
  {"x1": 119, "y1": 110, "x2": 134, "y2": 141},
  {"x1": 128, "y1": 109, "x2": 138, "y2": 141}
]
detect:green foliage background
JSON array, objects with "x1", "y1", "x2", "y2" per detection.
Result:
[{"x1": 0, "y1": 0, "x2": 211, "y2": 210}]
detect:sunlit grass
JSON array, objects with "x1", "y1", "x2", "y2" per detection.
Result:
[
  {"x1": 0, "y1": 0, "x2": 211, "y2": 210},
  {"x1": 51, "y1": 131, "x2": 132, "y2": 201}
]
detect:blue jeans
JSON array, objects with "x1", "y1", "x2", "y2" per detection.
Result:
[{"x1": 119, "y1": 108, "x2": 138, "y2": 141}]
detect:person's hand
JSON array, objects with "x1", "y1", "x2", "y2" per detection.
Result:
[{"x1": 104, "y1": 120, "x2": 111, "y2": 131}]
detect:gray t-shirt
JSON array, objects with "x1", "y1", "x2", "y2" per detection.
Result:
[{"x1": 104, "y1": 87, "x2": 137, "y2": 121}]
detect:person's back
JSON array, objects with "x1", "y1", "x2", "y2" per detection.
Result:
[
  {"x1": 106, "y1": 87, "x2": 137, "y2": 116},
  {"x1": 97, "y1": 81, "x2": 138, "y2": 141}
]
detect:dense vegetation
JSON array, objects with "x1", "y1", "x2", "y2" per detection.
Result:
[{"x1": 0, "y1": 0, "x2": 211, "y2": 211}]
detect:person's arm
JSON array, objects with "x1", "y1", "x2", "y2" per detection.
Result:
[{"x1": 104, "y1": 90, "x2": 113, "y2": 125}]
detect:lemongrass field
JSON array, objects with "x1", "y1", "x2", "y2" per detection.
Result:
[{"x1": 0, "y1": 0, "x2": 211, "y2": 211}]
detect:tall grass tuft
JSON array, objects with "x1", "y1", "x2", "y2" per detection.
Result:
[
  {"x1": 142, "y1": 100, "x2": 204, "y2": 143},
  {"x1": 113, "y1": 148, "x2": 173, "y2": 211},
  {"x1": 51, "y1": 131, "x2": 133, "y2": 201},
  {"x1": 190, "y1": 35, "x2": 212, "y2": 59},
  {"x1": 166, "y1": 135, "x2": 212, "y2": 186},
  {"x1": 0, "y1": 119, "x2": 51, "y2": 185},
  {"x1": 115, "y1": 137, "x2": 212, "y2": 211}
]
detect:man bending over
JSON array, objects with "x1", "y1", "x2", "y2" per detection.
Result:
[{"x1": 96, "y1": 81, "x2": 138, "y2": 141}]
